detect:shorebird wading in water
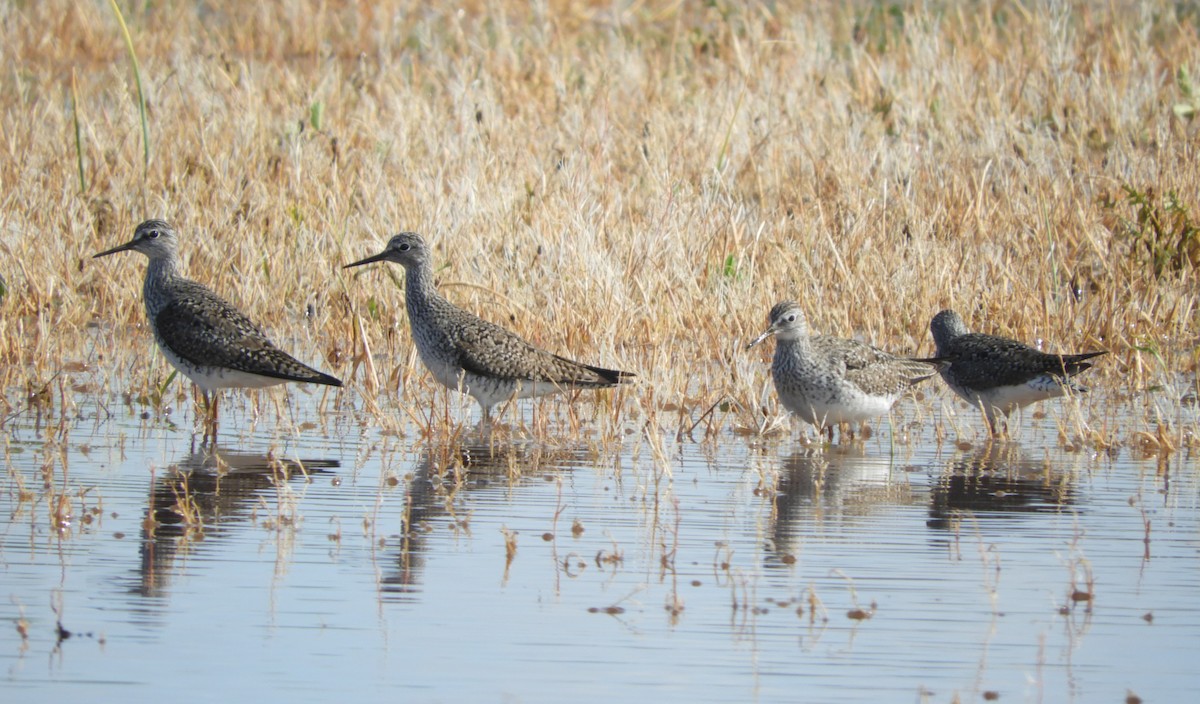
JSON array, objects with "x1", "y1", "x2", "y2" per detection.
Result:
[
  {"x1": 344, "y1": 231, "x2": 634, "y2": 424},
  {"x1": 94, "y1": 219, "x2": 342, "y2": 436},
  {"x1": 747, "y1": 301, "x2": 939, "y2": 440},
  {"x1": 929, "y1": 309, "x2": 1105, "y2": 434}
]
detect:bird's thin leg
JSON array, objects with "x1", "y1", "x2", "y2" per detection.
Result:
[
  {"x1": 201, "y1": 391, "x2": 220, "y2": 447},
  {"x1": 477, "y1": 404, "x2": 492, "y2": 439},
  {"x1": 986, "y1": 409, "x2": 1006, "y2": 438},
  {"x1": 194, "y1": 388, "x2": 208, "y2": 438}
]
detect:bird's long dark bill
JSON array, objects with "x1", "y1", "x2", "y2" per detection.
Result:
[
  {"x1": 93, "y1": 239, "x2": 137, "y2": 258},
  {"x1": 343, "y1": 251, "x2": 389, "y2": 269},
  {"x1": 746, "y1": 328, "x2": 776, "y2": 350}
]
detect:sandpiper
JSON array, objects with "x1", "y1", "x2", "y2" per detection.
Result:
[
  {"x1": 747, "y1": 301, "x2": 939, "y2": 437},
  {"x1": 344, "y1": 232, "x2": 633, "y2": 422},
  {"x1": 929, "y1": 309, "x2": 1105, "y2": 433},
  {"x1": 94, "y1": 220, "x2": 342, "y2": 429}
]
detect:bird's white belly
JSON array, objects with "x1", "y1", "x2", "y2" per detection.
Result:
[
  {"x1": 974, "y1": 376, "x2": 1067, "y2": 414},
  {"x1": 783, "y1": 388, "x2": 897, "y2": 426},
  {"x1": 157, "y1": 343, "x2": 284, "y2": 392},
  {"x1": 467, "y1": 375, "x2": 564, "y2": 407}
]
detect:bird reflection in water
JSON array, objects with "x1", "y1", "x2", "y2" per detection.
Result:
[
  {"x1": 135, "y1": 446, "x2": 338, "y2": 599},
  {"x1": 767, "y1": 445, "x2": 913, "y2": 566},
  {"x1": 927, "y1": 441, "x2": 1075, "y2": 530},
  {"x1": 382, "y1": 440, "x2": 589, "y2": 600}
]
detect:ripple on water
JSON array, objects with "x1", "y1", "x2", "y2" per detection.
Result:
[{"x1": 1, "y1": 392, "x2": 1198, "y2": 702}]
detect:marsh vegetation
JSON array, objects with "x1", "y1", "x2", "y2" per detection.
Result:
[{"x1": 2, "y1": 2, "x2": 1199, "y2": 702}]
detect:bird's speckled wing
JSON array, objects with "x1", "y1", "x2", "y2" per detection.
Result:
[
  {"x1": 813, "y1": 335, "x2": 937, "y2": 395},
  {"x1": 153, "y1": 280, "x2": 339, "y2": 385},
  {"x1": 943, "y1": 333, "x2": 1101, "y2": 391},
  {"x1": 447, "y1": 309, "x2": 628, "y2": 386}
]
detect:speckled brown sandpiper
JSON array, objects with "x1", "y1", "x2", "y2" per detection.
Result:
[
  {"x1": 929, "y1": 309, "x2": 1104, "y2": 433},
  {"x1": 748, "y1": 301, "x2": 939, "y2": 436},
  {"x1": 344, "y1": 232, "x2": 632, "y2": 422},
  {"x1": 94, "y1": 219, "x2": 341, "y2": 425}
]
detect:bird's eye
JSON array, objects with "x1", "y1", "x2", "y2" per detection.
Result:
[
  {"x1": 786, "y1": 314, "x2": 796, "y2": 322},
  {"x1": 146, "y1": 230, "x2": 160, "y2": 239},
  {"x1": 398, "y1": 243, "x2": 411, "y2": 252}
]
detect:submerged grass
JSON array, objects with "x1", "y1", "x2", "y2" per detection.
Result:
[{"x1": 0, "y1": 1, "x2": 1198, "y2": 446}]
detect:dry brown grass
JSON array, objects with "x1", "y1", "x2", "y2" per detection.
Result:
[{"x1": 2, "y1": 1, "x2": 1199, "y2": 441}]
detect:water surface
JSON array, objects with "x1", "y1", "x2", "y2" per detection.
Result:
[{"x1": 2, "y1": 388, "x2": 1197, "y2": 702}]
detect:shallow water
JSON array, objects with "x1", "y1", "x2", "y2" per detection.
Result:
[{"x1": 2, "y1": 387, "x2": 1198, "y2": 703}]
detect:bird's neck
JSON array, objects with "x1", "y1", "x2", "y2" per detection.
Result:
[
  {"x1": 776, "y1": 334, "x2": 813, "y2": 361},
  {"x1": 776, "y1": 330, "x2": 810, "y2": 348},
  {"x1": 403, "y1": 260, "x2": 437, "y2": 310},
  {"x1": 143, "y1": 256, "x2": 182, "y2": 318}
]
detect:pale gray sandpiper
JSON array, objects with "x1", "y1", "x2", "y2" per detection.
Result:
[
  {"x1": 929, "y1": 309, "x2": 1105, "y2": 433},
  {"x1": 344, "y1": 232, "x2": 633, "y2": 422},
  {"x1": 747, "y1": 301, "x2": 939, "y2": 437},
  {"x1": 93, "y1": 219, "x2": 342, "y2": 428}
]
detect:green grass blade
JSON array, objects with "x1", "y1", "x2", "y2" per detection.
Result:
[
  {"x1": 157, "y1": 369, "x2": 178, "y2": 402},
  {"x1": 70, "y1": 70, "x2": 87, "y2": 193},
  {"x1": 106, "y1": 0, "x2": 150, "y2": 174},
  {"x1": 715, "y1": 90, "x2": 744, "y2": 173}
]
